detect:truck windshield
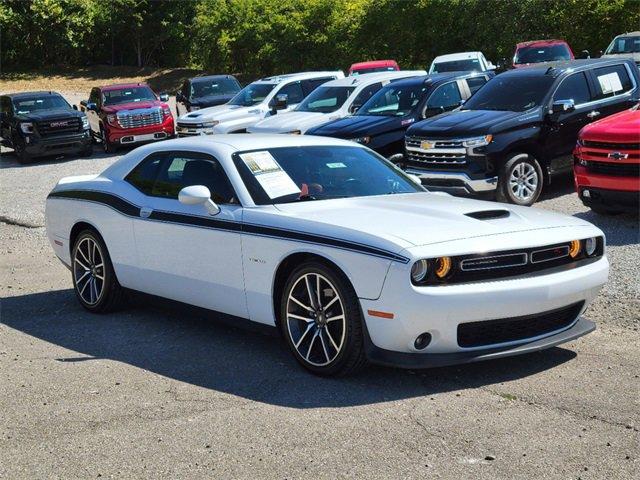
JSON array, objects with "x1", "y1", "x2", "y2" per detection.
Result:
[
  {"x1": 462, "y1": 75, "x2": 555, "y2": 112},
  {"x1": 351, "y1": 66, "x2": 396, "y2": 76},
  {"x1": 191, "y1": 78, "x2": 240, "y2": 99},
  {"x1": 13, "y1": 95, "x2": 70, "y2": 114},
  {"x1": 514, "y1": 44, "x2": 572, "y2": 64},
  {"x1": 605, "y1": 36, "x2": 640, "y2": 54},
  {"x1": 357, "y1": 83, "x2": 427, "y2": 116},
  {"x1": 432, "y1": 59, "x2": 481, "y2": 73},
  {"x1": 103, "y1": 87, "x2": 156, "y2": 106},
  {"x1": 234, "y1": 146, "x2": 421, "y2": 205},
  {"x1": 228, "y1": 83, "x2": 276, "y2": 106},
  {"x1": 296, "y1": 86, "x2": 355, "y2": 113}
]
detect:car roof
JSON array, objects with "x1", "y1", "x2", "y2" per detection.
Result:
[
  {"x1": 349, "y1": 60, "x2": 398, "y2": 70},
  {"x1": 99, "y1": 83, "x2": 152, "y2": 91},
  {"x1": 613, "y1": 31, "x2": 640, "y2": 37},
  {"x1": 382, "y1": 71, "x2": 485, "y2": 88},
  {"x1": 516, "y1": 39, "x2": 569, "y2": 48},
  {"x1": 499, "y1": 58, "x2": 636, "y2": 78},
  {"x1": 256, "y1": 71, "x2": 344, "y2": 84},
  {"x1": 4, "y1": 91, "x2": 63, "y2": 99},
  {"x1": 433, "y1": 52, "x2": 483, "y2": 62},
  {"x1": 190, "y1": 75, "x2": 237, "y2": 83},
  {"x1": 320, "y1": 70, "x2": 427, "y2": 88}
]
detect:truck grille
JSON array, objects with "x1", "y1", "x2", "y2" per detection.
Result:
[
  {"x1": 405, "y1": 136, "x2": 467, "y2": 165},
  {"x1": 457, "y1": 302, "x2": 584, "y2": 348},
  {"x1": 36, "y1": 118, "x2": 82, "y2": 136},
  {"x1": 117, "y1": 107, "x2": 163, "y2": 129},
  {"x1": 582, "y1": 140, "x2": 640, "y2": 150},
  {"x1": 585, "y1": 161, "x2": 640, "y2": 177}
]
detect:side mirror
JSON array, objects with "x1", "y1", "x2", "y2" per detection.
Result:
[
  {"x1": 86, "y1": 102, "x2": 97, "y2": 111},
  {"x1": 487, "y1": 61, "x2": 496, "y2": 70},
  {"x1": 423, "y1": 106, "x2": 445, "y2": 118},
  {"x1": 551, "y1": 99, "x2": 575, "y2": 115},
  {"x1": 349, "y1": 103, "x2": 362, "y2": 114},
  {"x1": 159, "y1": 93, "x2": 170, "y2": 102},
  {"x1": 578, "y1": 50, "x2": 590, "y2": 59},
  {"x1": 271, "y1": 94, "x2": 288, "y2": 113},
  {"x1": 80, "y1": 100, "x2": 88, "y2": 107},
  {"x1": 176, "y1": 92, "x2": 184, "y2": 101},
  {"x1": 459, "y1": 99, "x2": 466, "y2": 106},
  {"x1": 178, "y1": 185, "x2": 220, "y2": 215},
  {"x1": 72, "y1": 104, "x2": 78, "y2": 111},
  {"x1": 408, "y1": 174, "x2": 423, "y2": 186}
]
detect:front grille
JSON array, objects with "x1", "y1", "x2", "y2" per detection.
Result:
[
  {"x1": 585, "y1": 161, "x2": 640, "y2": 177},
  {"x1": 582, "y1": 140, "x2": 640, "y2": 150},
  {"x1": 457, "y1": 302, "x2": 584, "y2": 348},
  {"x1": 36, "y1": 118, "x2": 81, "y2": 136},
  {"x1": 117, "y1": 107, "x2": 163, "y2": 129},
  {"x1": 405, "y1": 136, "x2": 468, "y2": 166}
]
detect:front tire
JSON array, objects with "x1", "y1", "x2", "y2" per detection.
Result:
[
  {"x1": 496, "y1": 153, "x2": 543, "y2": 206},
  {"x1": 100, "y1": 127, "x2": 117, "y2": 154},
  {"x1": 279, "y1": 261, "x2": 367, "y2": 376},
  {"x1": 71, "y1": 230, "x2": 125, "y2": 313},
  {"x1": 13, "y1": 135, "x2": 32, "y2": 164}
]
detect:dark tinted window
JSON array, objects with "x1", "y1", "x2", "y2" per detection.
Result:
[
  {"x1": 433, "y1": 59, "x2": 482, "y2": 73},
  {"x1": 553, "y1": 72, "x2": 592, "y2": 104},
  {"x1": 297, "y1": 86, "x2": 355, "y2": 113},
  {"x1": 89, "y1": 88, "x2": 100, "y2": 105},
  {"x1": 352, "y1": 82, "x2": 383, "y2": 108},
  {"x1": 514, "y1": 44, "x2": 572, "y2": 64},
  {"x1": 358, "y1": 82, "x2": 427, "y2": 116},
  {"x1": 427, "y1": 82, "x2": 462, "y2": 109},
  {"x1": 463, "y1": 74, "x2": 556, "y2": 112},
  {"x1": 592, "y1": 65, "x2": 633, "y2": 100},
  {"x1": 1, "y1": 97, "x2": 11, "y2": 115},
  {"x1": 466, "y1": 76, "x2": 488, "y2": 95},
  {"x1": 605, "y1": 36, "x2": 640, "y2": 54},
  {"x1": 126, "y1": 152, "x2": 236, "y2": 204},
  {"x1": 229, "y1": 83, "x2": 275, "y2": 106},
  {"x1": 191, "y1": 77, "x2": 240, "y2": 98},
  {"x1": 302, "y1": 77, "x2": 334, "y2": 96},
  {"x1": 278, "y1": 81, "x2": 305, "y2": 104},
  {"x1": 12, "y1": 94, "x2": 70, "y2": 114},
  {"x1": 102, "y1": 86, "x2": 156, "y2": 106}
]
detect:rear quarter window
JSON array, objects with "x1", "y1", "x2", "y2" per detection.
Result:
[{"x1": 591, "y1": 65, "x2": 634, "y2": 100}]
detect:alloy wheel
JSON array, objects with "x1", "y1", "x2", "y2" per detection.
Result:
[
  {"x1": 286, "y1": 272, "x2": 346, "y2": 367},
  {"x1": 73, "y1": 236, "x2": 105, "y2": 305},
  {"x1": 508, "y1": 162, "x2": 539, "y2": 202}
]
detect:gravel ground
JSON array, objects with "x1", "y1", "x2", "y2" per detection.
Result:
[{"x1": 1, "y1": 91, "x2": 639, "y2": 479}]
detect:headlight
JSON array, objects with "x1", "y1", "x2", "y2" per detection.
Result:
[
  {"x1": 162, "y1": 107, "x2": 171, "y2": 117},
  {"x1": 106, "y1": 114, "x2": 118, "y2": 127},
  {"x1": 462, "y1": 135, "x2": 492, "y2": 147},
  {"x1": 410, "y1": 260, "x2": 429, "y2": 283},
  {"x1": 19, "y1": 122, "x2": 34, "y2": 134},
  {"x1": 584, "y1": 237, "x2": 597, "y2": 256},
  {"x1": 350, "y1": 136, "x2": 371, "y2": 145},
  {"x1": 201, "y1": 120, "x2": 219, "y2": 128},
  {"x1": 81, "y1": 116, "x2": 89, "y2": 129}
]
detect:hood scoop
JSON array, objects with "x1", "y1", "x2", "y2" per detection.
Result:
[{"x1": 465, "y1": 209, "x2": 511, "y2": 220}]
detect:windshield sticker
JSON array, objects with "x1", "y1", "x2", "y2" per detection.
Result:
[
  {"x1": 597, "y1": 72, "x2": 623, "y2": 94},
  {"x1": 240, "y1": 151, "x2": 300, "y2": 199},
  {"x1": 326, "y1": 162, "x2": 346, "y2": 169}
]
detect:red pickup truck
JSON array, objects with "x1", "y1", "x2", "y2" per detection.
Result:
[
  {"x1": 81, "y1": 83, "x2": 174, "y2": 153},
  {"x1": 574, "y1": 106, "x2": 640, "y2": 214}
]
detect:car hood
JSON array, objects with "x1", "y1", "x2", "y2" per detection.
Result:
[
  {"x1": 408, "y1": 109, "x2": 538, "y2": 137},
  {"x1": 249, "y1": 111, "x2": 339, "y2": 133},
  {"x1": 274, "y1": 192, "x2": 592, "y2": 249},
  {"x1": 579, "y1": 108, "x2": 640, "y2": 143},
  {"x1": 192, "y1": 94, "x2": 235, "y2": 108},
  {"x1": 307, "y1": 114, "x2": 411, "y2": 138},
  {"x1": 102, "y1": 101, "x2": 165, "y2": 113},
  {"x1": 178, "y1": 104, "x2": 261, "y2": 124},
  {"x1": 15, "y1": 108, "x2": 84, "y2": 122}
]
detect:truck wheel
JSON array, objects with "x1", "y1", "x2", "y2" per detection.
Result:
[
  {"x1": 13, "y1": 136, "x2": 32, "y2": 164},
  {"x1": 100, "y1": 127, "x2": 117, "y2": 154},
  {"x1": 496, "y1": 153, "x2": 543, "y2": 206}
]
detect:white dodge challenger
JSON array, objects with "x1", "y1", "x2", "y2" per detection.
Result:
[{"x1": 46, "y1": 135, "x2": 608, "y2": 375}]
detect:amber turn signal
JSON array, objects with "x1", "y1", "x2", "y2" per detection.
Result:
[
  {"x1": 435, "y1": 256, "x2": 452, "y2": 278},
  {"x1": 569, "y1": 240, "x2": 581, "y2": 258}
]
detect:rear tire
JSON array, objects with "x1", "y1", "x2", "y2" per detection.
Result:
[
  {"x1": 496, "y1": 153, "x2": 543, "y2": 206},
  {"x1": 71, "y1": 229, "x2": 125, "y2": 313},
  {"x1": 279, "y1": 261, "x2": 367, "y2": 376},
  {"x1": 100, "y1": 127, "x2": 117, "y2": 154}
]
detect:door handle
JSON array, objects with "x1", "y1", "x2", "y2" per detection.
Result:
[
  {"x1": 587, "y1": 110, "x2": 600, "y2": 119},
  {"x1": 140, "y1": 206, "x2": 153, "y2": 218}
]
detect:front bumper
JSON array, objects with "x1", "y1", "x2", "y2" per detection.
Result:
[
  {"x1": 364, "y1": 317, "x2": 595, "y2": 369},
  {"x1": 578, "y1": 187, "x2": 639, "y2": 212},
  {"x1": 405, "y1": 167, "x2": 498, "y2": 194},
  {"x1": 107, "y1": 119, "x2": 175, "y2": 144},
  {"x1": 23, "y1": 131, "x2": 92, "y2": 157}
]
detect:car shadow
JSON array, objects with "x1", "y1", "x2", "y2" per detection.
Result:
[
  {"x1": 2, "y1": 289, "x2": 578, "y2": 409},
  {"x1": 574, "y1": 210, "x2": 639, "y2": 246},
  {"x1": 0, "y1": 145, "x2": 122, "y2": 169}
]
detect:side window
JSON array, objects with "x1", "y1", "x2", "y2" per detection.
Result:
[
  {"x1": 181, "y1": 82, "x2": 190, "y2": 99},
  {"x1": 0, "y1": 97, "x2": 9, "y2": 116},
  {"x1": 426, "y1": 82, "x2": 462, "y2": 109},
  {"x1": 302, "y1": 77, "x2": 334, "y2": 96},
  {"x1": 553, "y1": 72, "x2": 592, "y2": 105},
  {"x1": 89, "y1": 88, "x2": 100, "y2": 106},
  {"x1": 591, "y1": 65, "x2": 634, "y2": 100},
  {"x1": 129, "y1": 152, "x2": 237, "y2": 204},
  {"x1": 352, "y1": 82, "x2": 383, "y2": 108},
  {"x1": 466, "y1": 76, "x2": 488, "y2": 96},
  {"x1": 278, "y1": 81, "x2": 305, "y2": 104}
]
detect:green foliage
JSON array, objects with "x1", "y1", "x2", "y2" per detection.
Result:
[{"x1": 1, "y1": 0, "x2": 638, "y2": 76}]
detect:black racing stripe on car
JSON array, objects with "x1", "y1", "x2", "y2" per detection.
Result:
[{"x1": 48, "y1": 189, "x2": 410, "y2": 263}]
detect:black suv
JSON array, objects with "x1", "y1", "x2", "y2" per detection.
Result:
[
  {"x1": 176, "y1": 75, "x2": 241, "y2": 115},
  {"x1": 306, "y1": 72, "x2": 492, "y2": 159},
  {"x1": 402, "y1": 59, "x2": 640, "y2": 205},
  {"x1": 0, "y1": 91, "x2": 92, "y2": 163}
]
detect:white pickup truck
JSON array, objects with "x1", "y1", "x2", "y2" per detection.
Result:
[
  {"x1": 247, "y1": 70, "x2": 426, "y2": 135},
  {"x1": 176, "y1": 71, "x2": 343, "y2": 136},
  {"x1": 428, "y1": 52, "x2": 495, "y2": 74}
]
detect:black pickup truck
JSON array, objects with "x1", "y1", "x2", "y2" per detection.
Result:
[
  {"x1": 176, "y1": 75, "x2": 241, "y2": 116},
  {"x1": 402, "y1": 59, "x2": 640, "y2": 205},
  {"x1": 0, "y1": 91, "x2": 92, "y2": 163}
]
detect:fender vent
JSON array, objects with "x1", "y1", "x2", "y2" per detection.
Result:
[{"x1": 465, "y1": 209, "x2": 511, "y2": 220}]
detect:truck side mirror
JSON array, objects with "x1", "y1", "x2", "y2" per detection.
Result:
[
  {"x1": 423, "y1": 106, "x2": 445, "y2": 118},
  {"x1": 271, "y1": 94, "x2": 288, "y2": 114},
  {"x1": 578, "y1": 50, "x2": 590, "y2": 59},
  {"x1": 159, "y1": 93, "x2": 170, "y2": 102},
  {"x1": 72, "y1": 104, "x2": 78, "y2": 111},
  {"x1": 550, "y1": 99, "x2": 575, "y2": 116},
  {"x1": 349, "y1": 103, "x2": 362, "y2": 114},
  {"x1": 176, "y1": 92, "x2": 184, "y2": 101}
]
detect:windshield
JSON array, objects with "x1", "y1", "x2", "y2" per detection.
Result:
[
  {"x1": 12, "y1": 95, "x2": 70, "y2": 114},
  {"x1": 191, "y1": 78, "x2": 239, "y2": 99},
  {"x1": 234, "y1": 146, "x2": 421, "y2": 205},
  {"x1": 357, "y1": 83, "x2": 427, "y2": 116},
  {"x1": 432, "y1": 59, "x2": 481, "y2": 73},
  {"x1": 514, "y1": 44, "x2": 572, "y2": 64},
  {"x1": 462, "y1": 75, "x2": 555, "y2": 112},
  {"x1": 351, "y1": 66, "x2": 397, "y2": 76},
  {"x1": 605, "y1": 36, "x2": 640, "y2": 54},
  {"x1": 296, "y1": 86, "x2": 355, "y2": 113},
  {"x1": 103, "y1": 86, "x2": 156, "y2": 106},
  {"x1": 228, "y1": 82, "x2": 276, "y2": 106}
]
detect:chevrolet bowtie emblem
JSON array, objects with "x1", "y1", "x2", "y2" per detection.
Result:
[{"x1": 608, "y1": 152, "x2": 628, "y2": 160}]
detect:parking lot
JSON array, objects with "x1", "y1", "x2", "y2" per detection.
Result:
[{"x1": 1, "y1": 91, "x2": 639, "y2": 479}]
